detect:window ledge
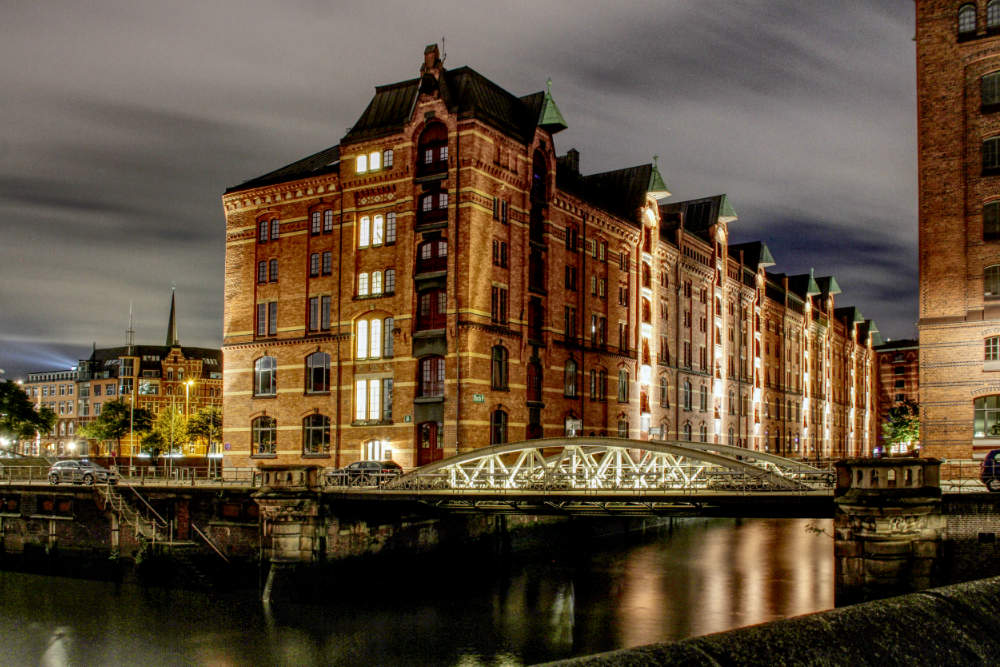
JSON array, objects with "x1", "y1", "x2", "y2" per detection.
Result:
[
  {"x1": 253, "y1": 394, "x2": 277, "y2": 399},
  {"x1": 251, "y1": 454, "x2": 277, "y2": 459},
  {"x1": 415, "y1": 270, "x2": 447, "y2": 281},
  {"x1": 301, "y1": 453, "x2": 331, "y2": 459},
  {"x1": 414, "y1": 396, "x2": 444, "y2": 404},
  {"x1": 354, "y1": 292, "x2": 394, "y2": 301},
  {"x1": 305, "y1": 391, "x2": 331, "y2": 396},
  {"x1": 985, "y1": 360, "x2": 1000, "y2": 372},
  {"x1": 350, "y1": 419, "x2": 393, "y2": 427}
]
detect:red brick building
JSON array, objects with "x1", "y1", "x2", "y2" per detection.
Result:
[
  {"x1": 221, "y1": 45, "x2": 879, "y2": 469},
  {"x1": 916, "y1": 1, "x2": 1000, "y2": 459},
  {"x1": 23, "y1": 370, "x2": 78, "y2": 456},
  {"x1": 874, "y1": 339, "x2": 919, "y2": 454}
]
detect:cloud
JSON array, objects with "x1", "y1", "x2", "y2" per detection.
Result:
[{"x1": 0, "y1": 0, "x2": 918, "y2": 377}]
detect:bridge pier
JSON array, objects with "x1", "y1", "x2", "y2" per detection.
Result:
[{"x1": 834, "y1": 458, "x2": 943, "y2": 604}]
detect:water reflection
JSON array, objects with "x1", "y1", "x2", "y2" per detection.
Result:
[{"x1": 0, "y1": 518, "x2": 832, "y2": 666}]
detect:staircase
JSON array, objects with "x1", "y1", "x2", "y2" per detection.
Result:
[{"x1": 95, "y1": 483, "x2": 170, "y2": 544}]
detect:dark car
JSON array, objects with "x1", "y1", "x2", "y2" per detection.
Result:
[
  {"x1": 48, "y1": 460, "x2": 118, "y2": 486},
  {"x1": 327, "y1": 460, "x2": 403, "y2": 487},
  {"x1": 981, "y1": 449, "x2": 1000, "y2": 492}
]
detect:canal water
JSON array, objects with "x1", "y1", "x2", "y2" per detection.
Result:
[{"x1": 0, "y1": 517, "x2": 833, "y2": 666}]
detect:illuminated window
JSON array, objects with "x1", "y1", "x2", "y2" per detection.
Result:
[
  {"x1": 355, "y1": 317, "x2": 384, "y2": 359},
  {"x1": 359, "y1": 216, "x2": 370, "y2": 248},
  {"x1": 356, "y1": 154, "x2": 367, "y2": 173},
  {"x1": 358, "y1": 273, "x2": 369, "y2": 296}
]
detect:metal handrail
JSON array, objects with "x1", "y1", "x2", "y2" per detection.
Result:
[{"x1": 191, "y1": 521, "x2": 230, "y2": 563}]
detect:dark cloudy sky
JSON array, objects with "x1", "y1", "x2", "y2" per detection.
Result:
[{"x1": 0, "y1": 0, "x2": 917, "y2": 380}]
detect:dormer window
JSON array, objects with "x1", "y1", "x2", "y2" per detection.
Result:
[{"x1": 356, "y1": 149, "x2": 392, "y2": 174}]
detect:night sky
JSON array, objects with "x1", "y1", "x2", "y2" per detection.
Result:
[{"x1": 0, "y1": 1, "x2": 917, "y2": 380}]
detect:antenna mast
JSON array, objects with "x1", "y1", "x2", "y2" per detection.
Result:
[{"x1": 126, "y1": 301, "x2": 135, "y2": 355}]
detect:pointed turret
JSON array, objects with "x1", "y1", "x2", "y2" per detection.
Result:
[
  {"x1": 166, "y1": 289, "x2": 179, "y2": 347},
  {"x1": 647, "y1": 155, "x2": 671, "y2": 200},
  {"x1": 538, "y1": 78, "x2": 568, "y2": 134}
]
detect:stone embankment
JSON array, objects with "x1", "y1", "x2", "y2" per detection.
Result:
[{"x1": 546, "y1": 575, "x2": 1000, "y2": 666}]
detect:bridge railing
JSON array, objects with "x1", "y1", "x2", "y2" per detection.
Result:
[
  {"x1": 386, "y1": 466, "x2": 834, "y2": 493},
  {"x1": 324, "y1": 470, "x2": 402, "y2": 489},
  {"x1": 0, "y1": 465, "x2": 262, "y2": 488}
]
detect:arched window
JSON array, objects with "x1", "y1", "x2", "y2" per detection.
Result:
[
  {"x1": 491, "y1": 345, "x2": 509, "y2": 390},
  {"x1": 699, "y1": 424, "x2": 708, "y2": 443},
  {"x1": 641, "y1": 299, "x2": 651, "y2": 323},
  {"x1": 617, "y1": 369, "x2": 629, "y2": 403},
  {"x1": 984, "y1": 72, "x2": 1000, "y2": 112},
  {"x1": 683, "y1": 423, "x2": 692, "y2": 441},
  {"x1": 986, "y1": 265, "x2": 1000, "y2": 297},
  {"x1": 728, "y1": 427, "x2": 735, "y2": 446},
  {"x1": 531, "y1": 150, "x2": 548, "y2": 202},
  {"x1": 641, "y1": 263, "x2": 651, "y2": 288},
  {"x1": 302, "y1": 414, "x2": 330, "y2": 455},
  {"x1": 251, "y1": 416, "x2": 276, "y2": 455},
  {"x1": 254, "y1": 357, "x2": 276, "y2": 396},
  {"x1": 419, "y1": 356, "x2": 445, "y2": 397},
  {"x1": 659, "y1": 375, "x2": 669, "y2": 407},
  {"x1": 355, "y1": 317, "x2": 384, "y2": 359},
  {"x1": 305, "y1": 352, "x2": 330, "y2": 393},
  {"x1": 417, "y1": 122, "x2": 448, "y2": 176},
  {"x1": 565, "y1": 359, "x2": 579, "y2": 397},
  {"x1": 491, "y1": 409, "x2": 508, "y2": 445},
  {"x1": 617, "y1": 418, "x2": 629, "y2": 438},
  {"x1": 984, "y1": 137, "x2": 1000, "y2": 174},
  {"x1": 699, "y1": 385, "x2": 708, "y2": 411},
  {"x1": 991, "y1": 0, "x2": 1000, "y2": 30},
  {"x1": 527, "y1": 359, "x2": 543, "y2": 402},
  {"x1": 986, "y1": 202, "x2": 1000, "y2": 241},
  {"x1": 987, "y1": 337, "x2": 1000, "y2": 362},
  {"x1": 683, "y1": 380, "x2": 692, "y2": 410}
]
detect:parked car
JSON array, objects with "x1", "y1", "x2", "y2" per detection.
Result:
[
  {"x1": 48, "y1": 460, "x2": 118, "y2": 486},
  {"x1": 327, "y1": 460, "x2": 403, "y2": 487},
  {"x1": 981, "y1": 449, "x2": 1000, "y2": 492}
]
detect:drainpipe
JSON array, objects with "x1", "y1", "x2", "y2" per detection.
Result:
[
  {"x1": 335, "y1": 188, "x2": 344, "y2": 465},
  {"x1": 453, "y1": 123, "x2": 462, "y2": 454}
]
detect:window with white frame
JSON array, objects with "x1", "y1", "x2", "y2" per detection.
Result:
[
  {"x1": 354, "y1": 377, "x2": 392, "y2": 422},
  {"x1": 355, "y1": 316, "x2": 391, "y2": 359}
]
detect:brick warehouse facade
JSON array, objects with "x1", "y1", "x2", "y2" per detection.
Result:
[
  {"x1": 874, "y1": 339, "x2": 920, "y2": 454},
  {"x1": 917, "y1": 1, "x2": 1000, "y2": 459},
  {"x1": 221, "y1": 45, "x2": 879, "y2": 469}
]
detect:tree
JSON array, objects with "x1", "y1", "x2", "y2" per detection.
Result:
[
  {"x1": 0, "y1": 380, "x2": 56, "y2": 453},
  {"x1": 882, "y1": 399, "x2": 920, "y2": 455},
  {"x1": 79, "y1": 399, "x2": 153, "y2": 456},
  {"x1": 187, "y1": 406, "x2": 222, "y2": 454},
  {"x1": 152, "y1": 406, "x2": 187, "y2": 455}
]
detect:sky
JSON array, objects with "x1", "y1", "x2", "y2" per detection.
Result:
[{"x1": 0, "y1": 0, "x2": 917, "y2": 380}]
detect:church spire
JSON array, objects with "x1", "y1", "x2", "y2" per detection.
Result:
[{"x1": 166, "y1": 289, "x2": 179, "y2": 347}]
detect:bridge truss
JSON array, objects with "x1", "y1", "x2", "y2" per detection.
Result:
[{"x1": 385, "y1": 438, "x2": 833, "y2": 495}]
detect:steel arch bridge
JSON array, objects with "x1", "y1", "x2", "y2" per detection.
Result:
[{"x1": 383, "y1": 437, "x2": 833, "y2": 494}]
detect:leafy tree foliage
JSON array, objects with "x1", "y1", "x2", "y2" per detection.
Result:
[
  {"x1": 79, "y1": 398, "x2": 153, "y2": 455},
  {"x1": 151, "y1": 406, "x2": 187, "y2": 455},
  {"x1": 882, "y1": 399, "x2": 920, "y2": 450},
  {"x1": 187, "y1": 406, "x2": 221, "y2": 452},
  {"x1": 0, "y1": 380, "x2": 56, "y2": 451}
]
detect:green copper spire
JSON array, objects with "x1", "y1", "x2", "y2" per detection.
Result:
[
  {"x1": 538, "y1": 78, "x2": 568, "y2": 134},
  {"x1": 647, "y1": 155, "x2": 671, "y2": 200},
  {"x1": 805, "y1": 268, "x2": 821, "y2": 296},
  {"x1": 166, "y1": 289, "x2": 179, "y2": 347},
  {"x1": 718, "y1": 194, "x2": 737, "y2": 223}
]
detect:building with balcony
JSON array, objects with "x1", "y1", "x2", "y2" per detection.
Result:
[{"x1": 220, "y1": 44, "x2": 879, "y2": 468}]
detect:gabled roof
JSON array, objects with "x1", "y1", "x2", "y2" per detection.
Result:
[
  {"x1": 787, "y1": 271, "x2": 821, "y2": 299},
  {"x1": 729, "y1": 241, "x2": 775, "y2": 269},
  {"x1": 659, "y1": 195, "x2": 736, "y2": 243},
  {"x1": 815, "y1": 276, "x2": 842, "y2": 296},
  {"x1": 82, "y1": 345, "x2": 223, "y2": 375},
  {"x1": 225, "y1": 145, "x2": 341, "y2": 194},
  {"x1": 557, "y1": 162, "x2": 655, "y2": 225},
  {"x1": 344, "y1": 66, "x2": 549, "y2": 146},
  {"x1": 859, "y1": 319, "x2": 883, "y2": 347},
  {"x1": 834, "y1": 306, "x2": 865, "y2": 326}
]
